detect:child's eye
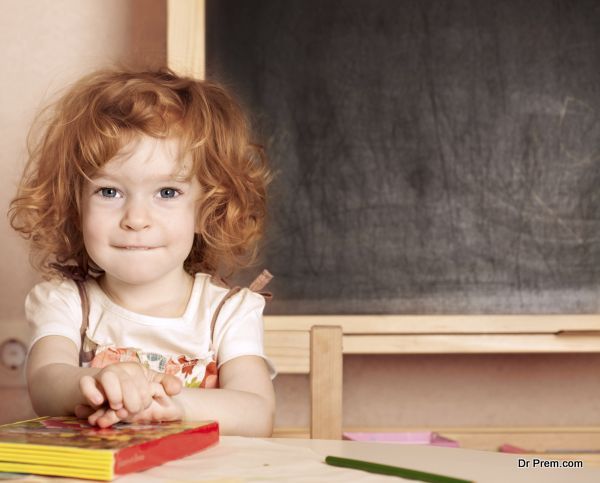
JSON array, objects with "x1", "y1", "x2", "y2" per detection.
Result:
[
  {"x1": 158, "y1": 188, "x2": 181, "y2": 199},
  {"x1": 97, "y1": 187, "x2": 120, "y2": 198}
]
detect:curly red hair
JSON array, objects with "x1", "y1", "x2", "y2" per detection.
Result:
[{"x1": 8, "y1": 66, "x2": 271, "y2": 280}]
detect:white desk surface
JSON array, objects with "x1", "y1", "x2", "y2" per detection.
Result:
[{"x1": 4, "y1": 436, "x2": 600, "y2": 483}]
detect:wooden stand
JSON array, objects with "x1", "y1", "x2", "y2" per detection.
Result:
[{"x1": 265, "y1": 315, "x2": 600, "y2": 461}]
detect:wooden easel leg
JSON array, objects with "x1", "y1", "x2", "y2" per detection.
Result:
[{"x1": 310, "y1": 325, "x2": 343, "y2": 439}]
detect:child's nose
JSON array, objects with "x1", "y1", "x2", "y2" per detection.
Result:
[{"x1": 120, "y1": 198, "x2": 151, "y2": 231}]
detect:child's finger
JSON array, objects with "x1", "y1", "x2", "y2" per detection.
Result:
[
  {"x1": 95, "y1": 408, "x2": 121, "y2": 428},
  {"x1": 115, "y1": 407, "x2": 129, "y2": 419},
  {"x1": 97, "y1": 371, "x2": 125, "y2": 410},
  {"x1": 149, "y1": 371, "x2": 182, "y2": 396},
  {"x1": 148, "y1": 382, "x2": 183, "y2": 421},
  {"x1": 120, "y1": 377, "x2": 143, "y2": 414},
  {"x1": 133, "y1": 378, "x2": 153, "y2": 410},
  {"x1": 87, "y1": 407, "x2": 107, "y2": 426},
  {"x1": 149, "y1": 381, "x2": 167, "y2": 403},
  {"x1": 79, "y1": 375, "x2": 105, "y2": 406}
]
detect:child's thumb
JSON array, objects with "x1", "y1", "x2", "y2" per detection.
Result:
[{"x1": 149, "y1": 371, "x2": 183, "y2": 396}]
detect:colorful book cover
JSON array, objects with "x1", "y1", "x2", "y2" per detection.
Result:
[{"x1": 0, "y1": 416, "x2": 219, "y2": 480}]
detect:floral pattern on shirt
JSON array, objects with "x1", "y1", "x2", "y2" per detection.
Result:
[{"x1": 89, "y1": 345, "x2": 219, "y2": 388}]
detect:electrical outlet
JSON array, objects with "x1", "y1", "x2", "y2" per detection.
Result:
[{"x1": 0, "y1": 320, "x2": 31, "y2": 388}]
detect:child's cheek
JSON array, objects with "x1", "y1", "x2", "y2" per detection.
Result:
[{"x1": 82, "y1": 208, "x2": 114, "y2": 247}]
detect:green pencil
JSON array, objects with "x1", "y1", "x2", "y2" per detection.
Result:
[{"x1": 325, "y1": 455, "x2": 473, "y2": 483}]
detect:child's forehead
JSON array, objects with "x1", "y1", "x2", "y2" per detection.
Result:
[{"x1": 95, "y1": 135, "x2": 193, "y2": 180}]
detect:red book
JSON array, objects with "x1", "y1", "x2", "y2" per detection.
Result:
[{"x1": 0, "y1": 416, "x2": 219, "y2": 480}]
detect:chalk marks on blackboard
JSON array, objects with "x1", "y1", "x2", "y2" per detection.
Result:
[
  {"x1": 559, "y1": 96, "x2": 599, "y2": 168},
  {"x1": 531, "y1": 194, "x2": 584, "y2": 245}
]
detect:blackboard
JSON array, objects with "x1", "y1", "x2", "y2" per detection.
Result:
[{"x1": 206, "y1": 0, "x2": 600, "y2": 315}]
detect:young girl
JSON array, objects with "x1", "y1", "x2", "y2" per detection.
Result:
[{"x1": 8, "y1": 67, "x2": 276, "y2": 436}]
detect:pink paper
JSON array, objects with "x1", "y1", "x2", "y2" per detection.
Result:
[{"x1": 342, "y1": 432, "x2": 459, "y2": 448}]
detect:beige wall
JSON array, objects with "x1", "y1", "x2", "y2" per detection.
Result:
[
  {"x1": 275, "y1": 354, "x2": 600, "y2": 429},
  {"x1": 0, "y1": 0, "x2": 166, "y2": 423},
  {"x1": 2, "y1": 0, "x2": 598, "y2": 431}
]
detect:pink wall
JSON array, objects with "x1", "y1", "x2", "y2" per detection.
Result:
[{"x1": 0, "y1": 0, "x2": 166, "y2": 424}]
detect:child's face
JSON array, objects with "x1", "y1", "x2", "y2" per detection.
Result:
[{"x1": 81, "y1": 135, "x2": 202, "y2": 286}]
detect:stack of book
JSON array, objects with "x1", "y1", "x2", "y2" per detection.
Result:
[{"x1": 0, "y1": 416, "x2": 219, "y2": 480}]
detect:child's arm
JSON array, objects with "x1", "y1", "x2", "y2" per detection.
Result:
[
  {"x1": 27, "y1": 335, "x2": 181, "y2": 417},
  {"x1": 77, "y1": 355, "x2": 275, "y2": 436},
  {"x1": 175, "y1": 355, "x2": 276, "y2": 437}
]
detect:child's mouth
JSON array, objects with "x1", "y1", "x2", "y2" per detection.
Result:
[{"x1": 116, "y1": 246, "x2": 157, "y2": 250}]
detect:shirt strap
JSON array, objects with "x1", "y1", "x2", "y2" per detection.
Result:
[
  {"x1": 248, "y1": 269, "x2": 273, "y2": 300},
  {"x1": 74, "y1": 280, "x2": 93, "y2": 366},
  {"x1": 49, "y1": 263, "x2": 93, "y2": 366},
  {"x1": 210, "y1": 286, "x2": 243, "y2": 342},
  {"x1": 209, "y1": 269, "x2": 274, "y2": 358}
]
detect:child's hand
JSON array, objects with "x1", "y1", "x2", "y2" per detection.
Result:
[
  {"x1": 75, "y1": 381, "x2": 184, "y2": 427},
  {"x1": 79, "y1": 361, "x2": 182, "y2": 419}
]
